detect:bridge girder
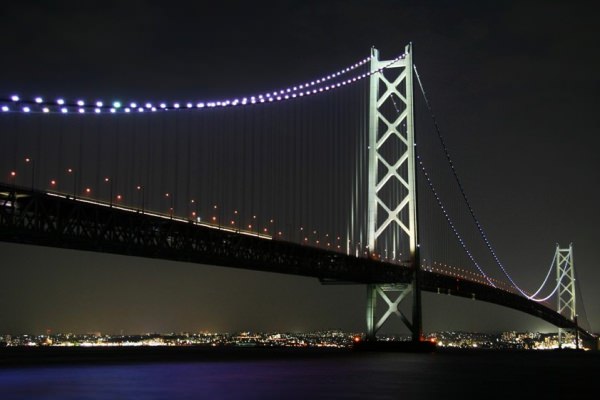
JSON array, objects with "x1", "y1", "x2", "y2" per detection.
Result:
[{"x1": 1, "y1": 182, "x2": 594, "y2": 343}]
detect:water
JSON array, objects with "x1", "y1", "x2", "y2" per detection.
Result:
[{"x1": 1, "y1": 350, "x2": 598, "y2": 399}]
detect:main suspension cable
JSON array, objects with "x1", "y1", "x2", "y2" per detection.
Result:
[{"x1": 413, "y1": 64, "x2": 546, "y2": 299}]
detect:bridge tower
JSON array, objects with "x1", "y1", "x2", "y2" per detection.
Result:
[
  {"x1": 366, "y1": 44, "x2": 423, "y2": 342},
  {"x1": 556, "y1": 243, "x2": 577, "y2": 347}
]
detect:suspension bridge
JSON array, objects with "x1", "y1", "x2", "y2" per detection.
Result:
[{"x1": 0, "y1": 44, "x2": 596, "y2": 348}]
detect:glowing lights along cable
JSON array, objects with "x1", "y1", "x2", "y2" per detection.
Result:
[
  {"x1": 1, "y1": 54, "x2": 406, "y2": 114},
  {"x1": 417, "y1": 155, "x2": 497, "y2": 288},
  {"x1": 413, "y1": 64, "x2": 563, "y2": 302}
]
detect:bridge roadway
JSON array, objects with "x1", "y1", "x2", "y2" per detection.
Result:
[{"x1": 0, "y1": 183, "x2": 594, "y2": 342}]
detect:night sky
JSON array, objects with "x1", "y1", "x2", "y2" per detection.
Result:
[{"x1": 1, "y1": 1, "x2": 598, "y2": 336}]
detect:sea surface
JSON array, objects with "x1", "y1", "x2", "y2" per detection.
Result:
[{"x1": 0, "y1": 349, "x2": 597, "y2": 399}]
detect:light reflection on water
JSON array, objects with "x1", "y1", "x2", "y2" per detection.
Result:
[{"x1": 0, "y1": 351, "x2": 597, "y2": 399}]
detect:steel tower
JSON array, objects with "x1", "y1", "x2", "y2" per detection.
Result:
[
  {"x1": 556, "y1": 243, "x2": 577, "y2": 347},
  {"x1": 366, "y1": 44, "x2": 422, "y2": 342}
]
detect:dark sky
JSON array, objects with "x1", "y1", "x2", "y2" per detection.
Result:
[{"x1": 1, "y1": 0, "x2": 598, "y2": 336}]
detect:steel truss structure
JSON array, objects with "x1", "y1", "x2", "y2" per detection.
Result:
[
  {"x1": 366, "y1": 44, "x2": 422, "y2": 341},
  {"x1": 0, "y1": 183, "x2": 410, "y2": 284},
  {"x1": 0, "y1": 183, "x2": 591, "y2": 343},
  {"x1": 556, "y1": 244, "x2": 577, "y2": 346}
]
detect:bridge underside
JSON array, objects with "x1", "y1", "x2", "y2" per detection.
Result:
[
  {"x1": 0, "y1": 183, "x2": 592, "y2": 342},
  {"x1": 0, "y1": 183, "x2": 412, "y2": 284}
]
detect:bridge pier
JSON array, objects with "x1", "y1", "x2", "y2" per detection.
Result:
[{"x1": 366, "y1": 283, "x2": 413, "y2": 341}]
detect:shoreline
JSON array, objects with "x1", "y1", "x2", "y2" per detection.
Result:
[
  {"x1": 0, "y1": 346, "x2": 352, "y2": 367},
  {"x1": 0, "y1": 345, "x2": 594, "y2": 367}
]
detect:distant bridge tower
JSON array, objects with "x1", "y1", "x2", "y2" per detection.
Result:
[
  {"x1": 366, "y1": 44, "x2": 423, "y2": 342},
  {"x1": 556, "y1": 243, "x2": 577, "y2": 347}
]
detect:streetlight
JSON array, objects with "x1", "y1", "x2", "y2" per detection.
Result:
[
  {"x1": 165, "y1": 193, "x2": 173, "y2": 218},
  {"x1": 66, "y1": 168, "x2": 76, "y2": 199},
  {"x1": 9, "y1": 171, "x2": 16, "y2": 199},
  {"x1": 136, "y1": 185, "x2": 144, "y2": 213},
  {"x1": 233, "y1": 210, "x2": 239, "y2": 231},
  {"x1": 24, "y1": 157, "x2": 35, "y2": 190},
  {"x1": 213, "y1": 204, "x2": 219, "y2": 227},
  {"x1": 190, "y1": 199, "x2": 198, "y2": 221}
]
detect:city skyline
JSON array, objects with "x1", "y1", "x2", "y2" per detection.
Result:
[
  {"x1": 1, "y1": 329, "x2": 587, "y2": 351},
  {"x1": 1, "y1": 1, "x2": 599, "y2": 336}
]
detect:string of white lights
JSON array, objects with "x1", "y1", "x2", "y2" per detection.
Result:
[
  {"x1": 0, "y1": 54, "x2": 406, "y2": 115},
  {"x1": 527, "y1": 251, "x2": 557, "y2": 299},
  {"x1": 381, "y1": 63, "x2": 566, "y2": 301},
  {"x1": 430, "y1": 261, "x2": 514, "y2": 289},
  {"x1": 418, "y1": 156, "x2": 497, "y2": 288},
  {"x1": 528, "y1": 263, "x2": 570, "y2": 302},
  {"x1": 413, "y1": 63, "x2": 564, "y2": 301},
  {"x1": 390, "y1": 80, "x2": 500, "y2": 288}
]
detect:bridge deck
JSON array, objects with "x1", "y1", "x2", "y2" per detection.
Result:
[{"x1": 0, "y1": 183, "x2": 593, "y2": 342}]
